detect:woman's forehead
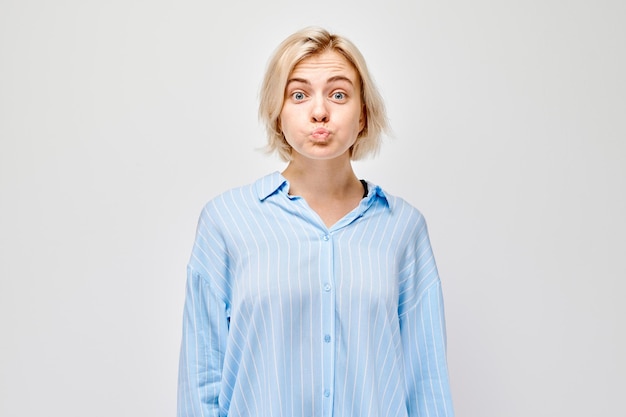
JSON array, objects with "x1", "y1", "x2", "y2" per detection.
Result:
[{"x1": 289, "y1": 50, "x2": 359, "y2": 81}]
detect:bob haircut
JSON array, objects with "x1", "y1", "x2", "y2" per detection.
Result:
[{"x1": 259, "y1": 27, "x2": 388, "y2": 161}]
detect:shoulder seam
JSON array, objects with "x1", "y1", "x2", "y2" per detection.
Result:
[{"x1": 398, "y1": 278, "x2": 441, "y2": 318}]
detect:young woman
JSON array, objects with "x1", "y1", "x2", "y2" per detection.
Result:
[{"x1": 178, "y1": 27, "x2": 454, "y2": 417}]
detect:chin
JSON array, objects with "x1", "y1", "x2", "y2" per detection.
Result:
[{"x1": 302, "y1": 151, "x2": 352, "y2": 162}]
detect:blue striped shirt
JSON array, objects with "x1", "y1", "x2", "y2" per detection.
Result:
[{"x1": 178, "y1": 172, "x2": 454, "y2": 417}]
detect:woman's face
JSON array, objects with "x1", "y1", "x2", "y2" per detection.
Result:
[{"x1": 279, "y1": 50, "x2": 365, "y2": 163}]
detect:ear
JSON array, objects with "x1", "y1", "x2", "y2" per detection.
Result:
[{"x1": 358, "y1": 106, "x2": 366, "y2": 134}]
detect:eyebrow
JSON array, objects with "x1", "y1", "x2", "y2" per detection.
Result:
[{"x1": 286, "y1": 75, "x2": 355, "y2": 87}]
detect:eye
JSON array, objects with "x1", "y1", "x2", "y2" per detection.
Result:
[
  {"x1": 292, "y1": 91, "x2": 305, "y2": 101},
  {"x1": 332, "y1": 91, "x2": 346, "y2": 100}
]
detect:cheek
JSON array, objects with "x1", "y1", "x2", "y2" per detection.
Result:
[{"x1": 279, "y1": 106, "x2": 301, "y2": 132}]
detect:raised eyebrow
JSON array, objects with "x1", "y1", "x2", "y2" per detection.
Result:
[
  {"x1": 326, "y1": 75, "x2": 354, "y2": 86},
  {"x1": 286, "y1": 78, "x2": 310, "y2": 87}
]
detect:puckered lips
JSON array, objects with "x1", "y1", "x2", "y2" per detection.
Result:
[{"x1": 311, "y1": 127, "x2": 330, "y2": 140}]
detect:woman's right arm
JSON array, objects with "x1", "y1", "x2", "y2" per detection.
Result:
[
  {"x1": 177, "y1": 267, "x2": 229, "y2": 417},
  {"x1": 178, "y1": 206, "x2": 231, "y2": 417}
]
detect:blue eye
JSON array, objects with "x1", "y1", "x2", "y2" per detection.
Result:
[
  {"x1": 333, "y1": 92, "x2": 346, "y2": 100},
  {"x1": 293, "y1": 92, "x2": 305, "y2": 100}
]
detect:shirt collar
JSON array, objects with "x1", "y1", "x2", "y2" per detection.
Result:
[
  {"x1": 255, "y1": 172, "x2": 289, "y2": 201},
  {"x1": 254, "y1": 171, "x2": 390, "y2": 209}
]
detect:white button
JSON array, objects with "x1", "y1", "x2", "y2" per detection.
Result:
[
  {"x1": 324, "y1": 389, "x2": 330, "y2": 397},
  {"x1": 322, "y1": 234, "x2": 330, "y2": 241},
  {"x1": 324, "y1": 284, "x2": 331, "y2": 292}
]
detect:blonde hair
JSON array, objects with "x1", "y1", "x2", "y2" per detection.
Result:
[{"x1": 259, "y1": 27, "x2": 388, "y2": 161}]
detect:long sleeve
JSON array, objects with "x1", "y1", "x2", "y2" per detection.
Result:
[
  {"x1": 400, "y1": 280, "x2": 454, "y2": 416},
  {"x1": 178, "y1": 203, "x2": 232, "y2": 417},
  {"x1": 178, "y1": 267, "x2": 229, "y2": 417},
  {"x1": 397, "y1": 212, "x2": 454, "y2": 417}
]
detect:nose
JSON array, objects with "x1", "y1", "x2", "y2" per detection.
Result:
[{"x1": 310, "y1": 96, "x2": 329, "y2": 123}]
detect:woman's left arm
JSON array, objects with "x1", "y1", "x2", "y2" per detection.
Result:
[
  {"x1": 400, "y1": 279, "x2": 455, "y2": 416},
  {"x1": 398, "y1": 212, "x2": 455, "y2": 417}
]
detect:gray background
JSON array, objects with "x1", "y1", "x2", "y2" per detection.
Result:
[{"x1": 1, "y1": 0, "x2": 624, "y2": 416}]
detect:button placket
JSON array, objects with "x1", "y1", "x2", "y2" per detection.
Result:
[{"x1": 320, "y1": 231, "x2": 335, "y2": 414}]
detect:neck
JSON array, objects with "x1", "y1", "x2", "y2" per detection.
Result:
[
  {"x1": 281, "y1": 153, "x2": 365, "y2": 228},
  {"x1": 281, "y1": 154, "x2": 360, "y2": 199}
]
